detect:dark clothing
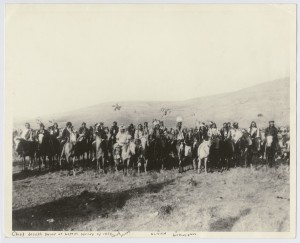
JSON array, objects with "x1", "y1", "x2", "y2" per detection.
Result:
[
  {"x1": 199, "y1": 127, "x2": 208, "y2": 141},
  {"x1": 79, "y1": 127, "x2": 90, "y2": 138},
  {"x1": 110, "y1": 125, "x2": 119, "y2": 143},
  {"x1": 220, "y1": 128, "x2": 229, "y2": 140},
  {"x1": 96, "y1": 126, "x2": 107, "y2": 140},
  {"x1": 128, "y1": 127, "x2": 135, "y2": 138},
  {"x1": 36, "y1": 129, "x2": 50, "y2": 139},
  {"x1": 185, "y1": 132, "x2": 194, "y2": 146},
  {"x1": 61, "y1": 128, "x2": 71, "y2": 141},
  {"x1": 49, "y1": 127, "x2": 60, "y2": 137},
  {"x1": 265, "y1": 126, "x2": 278, "y2": 142}
]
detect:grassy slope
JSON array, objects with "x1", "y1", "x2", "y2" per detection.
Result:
[
  {"x1": 13, "y1": 163, "x2": 290, "y2": 232},
  {"x1": 14, "y1": 78, "x2": 289, "y2": 129}
]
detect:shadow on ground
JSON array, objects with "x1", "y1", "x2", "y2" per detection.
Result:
[
  {"x1": 209, "y1": 208, "x2": 251, "y2": 232},
  {"x1": 13, "y1": 179, "x2": 175, "y2": 231}
]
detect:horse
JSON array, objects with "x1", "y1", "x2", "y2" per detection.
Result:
[
  {"x1": 208, "y1": 136, "x2": 221, "y2": 170},
  {"x1": 147, "y1": 135, "x2": 168, "y2": 171},
  {"x1": 177, "y1": 140, "x2": 192, "y2": 173},
  {"x1": 60, "y1": 132, "x2": 78, "y2": 175},
  {"x1": 134, "y1": 137, "x2": 148, "y2": 174},
  {"x1": 264, "y1": 135, "x2": 276, "y2": 168},
  {"x1": 124, "y1": 140, "x2": 137, "y2": 174},
  {"x1": 237, "y1": 131, "x2": 253, "y2": 168},
  {"x1": 14, "y1": 138, "x2": 37, "y2": 171},
  {"x1": 248, "y1": 136, "x2": 262, "y2": 168},
  {"x1": 75, "y1": 134, "x2": 91, "y2": 167},
  {"x1": 95, "y1": 134, "x2": 108, "y2": 173},
  {"x1": 220, "y1": 138, "x2": 235, "y2": 170},
  {"x1": 49, "y1": 135, "x2": 61, "y2": 166},
  {"x1": 36, "y1": 132, "x2": 55, "y2": 171},
  {"x1": 113, "y1": 143, "x2": 124, "y2": 173},
  {"x1": 197, "y1": 139, "x2": 211, "y2": 173}
]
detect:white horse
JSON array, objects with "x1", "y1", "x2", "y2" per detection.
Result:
[
  {"x1": 60, "y1": 132, "x2": 77, "y2": 175},
  {"x1": 197, "y1": 139, "x2": 211, "y2": 174}
]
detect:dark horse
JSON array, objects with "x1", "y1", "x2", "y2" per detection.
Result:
[
  {"x1": 220, "y1": 132, "x2": 252, "y2": 170},
  {"x1": 209, "y1": 136, "x2": 221, "y2": 171},
  {"x1": 14, "y1": 138, "x2": 37, "y2": 171},
  {"x1": 263, "y1": 135, "x2": 277, "y2": 168},
  {"x1": 247, "y1": 136, "x2": 263, "y2": 168},
  {"x1": 147, "y1": 134, "x2": 168, "y2": 171},
  {"x1": 36, "y1": 132, "x2": 56, "y2": 171}
]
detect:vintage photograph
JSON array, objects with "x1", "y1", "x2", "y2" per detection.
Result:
[{"x1": 4, "y1": 4, "x2": 296, "y2": 237}]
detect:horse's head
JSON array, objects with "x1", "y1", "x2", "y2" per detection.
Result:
[
  {"x1": 129, "y1": 141, "x2": 136, "y2": 155},
  {"x1": 241, "y1": 132, "x2": 252, "y2": 146},
  {"x1": 14, "y1": 138, "x2": 22, "y2": 152},
  {"x1": 38, "y1": 133, "x2": 45, "y2": 144},
  {"x1": 70, "y1": 132, "x2": 77, "y2": 144}
]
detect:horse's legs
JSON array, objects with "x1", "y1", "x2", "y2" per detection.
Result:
[
  {"x1": 22, "y1": 157, "x2": 25, "y2": 171},
  {"x1": 197, "y1": 158, "x2": 201, "y2": 174},
  {"x1": 145, "y1": 159, "x2": 148, "y2": 173},
  {"x1": 178, "y1": 158, "x2": 182, "y2": 173},
  {"x1": 126, "y1": 158, "x2": 130, "y2": 175},
  {"x1": 73, "y1": 157, "x2": 76, "y2": 176},
  {"x1": 38, "y1": 157, "x2": 41, "y2": 172},
  {"x1": 204, "y1": 158, "x2": 208, "y2": 174},
  {"x1": 193, "y1": 158, "x2": 197, "y2": 171},
  {"x1": 137, "y1": 158, "x2": 141, "y2": 175}
]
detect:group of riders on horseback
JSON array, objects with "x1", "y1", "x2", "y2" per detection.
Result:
[{"x1": 13, "y1": 118, "x2": 290, "y2": 175}]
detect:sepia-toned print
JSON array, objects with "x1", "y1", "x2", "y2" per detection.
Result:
[{"x1": 4, "y1": 4, "x2": 296, "y2": 238}]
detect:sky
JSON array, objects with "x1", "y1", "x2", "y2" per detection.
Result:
[{"x1": 5, "y1": 4, "x2": 295, "y2": 118}]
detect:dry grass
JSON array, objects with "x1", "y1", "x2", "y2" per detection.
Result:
[{"x1": 12, "y1": 162, "x2": 290, "y2": 232}]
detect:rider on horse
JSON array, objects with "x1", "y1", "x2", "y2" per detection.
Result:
[
  {"x1": 36, "y1": 123, "x2": 50, "y2": 139},
  {"x1": 110, "y1": 121, "x2": 119, "y2": 144},
  {"x1": 227, "y1": 122, "x2": 243, "y2": 143},
  {"x1": 19, "y1": 122, "x2": 34, "y2": 141},
  {"x1": 78, "y1": 122, "x2": 90, "y2": 142},
  {"x1": 60, "y1": 122, "x2": 73, "y2": 150},
  {"x1": 220, "y1": 122, "x2": 229, "y2": 141},
  {"x1": 49, "y1": 122, "x2": 60, "y2": 138},
  {"x1": 248, "y1": 121, "x2": 260, "y2": 139},
  {"x1": 265, "y1": 121, "x2": 278, "y2": 142}
]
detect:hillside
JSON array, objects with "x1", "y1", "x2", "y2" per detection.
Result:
[{"x1": 13, "y1": 78, "x2": 290, "y2": 129}]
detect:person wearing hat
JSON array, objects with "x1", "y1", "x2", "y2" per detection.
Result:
[{"x1": 265, "y1": 121, "x2": 278, "y2": 143}]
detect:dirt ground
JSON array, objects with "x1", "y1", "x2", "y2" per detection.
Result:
[{"x1": 12, "y1": 161, "x2": 290, "y2": 232}]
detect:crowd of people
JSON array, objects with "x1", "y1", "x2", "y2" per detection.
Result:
[{"x1": 16, "y1": 119, "x2": 287, "y2": 149}]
